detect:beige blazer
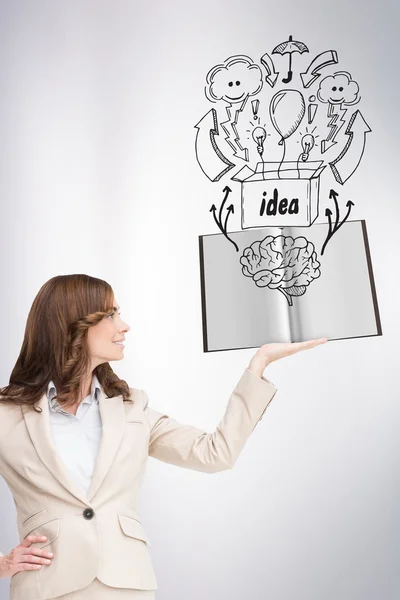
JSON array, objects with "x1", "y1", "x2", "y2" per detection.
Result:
[{"x1": 0, "y1": 368, "x2": 277, "y2": 600}]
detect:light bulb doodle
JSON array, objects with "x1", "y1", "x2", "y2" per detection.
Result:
[
  {"x1": 252, "y1": 126, "x2": 267, "y2": 158},
  {"x1": 301, "y1": 133, "x2": 315, "y2": 161}
]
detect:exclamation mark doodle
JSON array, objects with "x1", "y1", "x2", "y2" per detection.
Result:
[
  {"x1": 252, "y1": 99, "x2": 260, "y2": 122},
  {"x1": 308, "y1": 95, "x2": 318, "y2": 124}
]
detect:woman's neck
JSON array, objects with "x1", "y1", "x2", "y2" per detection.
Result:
[{"x1": 79, "y1": 372, "x2": 93, "y2": 400}]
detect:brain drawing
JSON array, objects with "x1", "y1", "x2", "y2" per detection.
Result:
[{"x1": 240, "y1": 235, "x2": 321, "y2": 306}]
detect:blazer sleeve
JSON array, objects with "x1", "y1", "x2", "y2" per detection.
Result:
[{"x1": 142, "y1": 368, "x2": 277, "y2": 473}]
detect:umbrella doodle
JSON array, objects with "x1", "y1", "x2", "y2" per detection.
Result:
[{"x1": 272, "y1": 35, "x2": 309, "y2": 84}]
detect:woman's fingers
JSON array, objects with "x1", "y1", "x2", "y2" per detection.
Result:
[
  {"x1": 256, "y1": 337, "x2": 328, "y2": 365},
  {"x1": 22, "y1": 536, "x2": 48, "y2": 546},
  {"x1": 248, "y1": 337, "x2": 328, "y2": 377},
  {"x1": 288, "y1": 338, "x2": 328, "y2": 354},
  {"x1": 0, "y1": 537, "x2": 54, "y2": 579}
]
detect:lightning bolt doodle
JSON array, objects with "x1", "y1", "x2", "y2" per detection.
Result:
[
  {"x1": 194, "y1": 109, "x2": 235, "y2": 181},
  {"x1": 321, "y1": 103, "x2": 347, "y2": 153},
  {"x1": 329, "y1": 110, "x2": 371, "y2": 184},
  {"x1": 220, "y1": 98, "x2": 249, "y2": 162}
]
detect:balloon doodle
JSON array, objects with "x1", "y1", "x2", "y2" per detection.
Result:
[
  {"x1": 269, "y1": 89, "x2": 305, "y2": 145},
  {"x1": 269, "y1": 89, "x2": 305, "y2": 178}
]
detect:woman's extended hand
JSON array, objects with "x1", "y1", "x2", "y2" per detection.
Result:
[
  {"x1": 0, "y1": 536, "x2": 53, "y2": 579},
  {"x1": 248, "y1": 338, "x2": 328, "y2": 378}
]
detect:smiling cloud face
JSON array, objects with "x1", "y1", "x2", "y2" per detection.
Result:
[
  {"x1": 317, "y1": 72, "x2": 360, "y2": 105},
  {"x1": 206, "y1": 55, "x2": 263, "y2": 104}
]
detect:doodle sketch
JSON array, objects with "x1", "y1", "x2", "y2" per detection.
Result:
[
  {"x1": 269, "y1": 88, "x2": 305, "y2": 170},
  {"x1": 317, "y1": 71, "x2": 361, "y2": 153},
  {"x1": 205, "y1": 55, "x2": 263, "y2": 162},
  {"x1": 199, "y1": 220, "x2": 382, "y2": 352},
  {"x1": 195, "y1": 109, "x2": 235, "y2": 182},
  {"x1": 300, "y1": 50, "x2": 339, "y2": 88},
  {"x1": 329, "y1": 110, "x2": 371, "y2": 185},
  {"x1": 194, "y1": 39, "x2": 380, "y2": 353},
  {"x1": 232, "y1": 160, "x2": 325, "y2": 229},
  {"x1": 195, "y1": 41, "x2": 371, "y2": 233},
  {"x1": 209, "y1": 186, "x2": 238, "y2": 251},
  {"x1": 322, "y1": 188, "x2": 355, "y2": 255},
  {"x1": 240, "y1": 234, "x2": 321, "y2": 306},
  {"x1": 272, "y1": 35, "x2": 309, "y2": 84}
]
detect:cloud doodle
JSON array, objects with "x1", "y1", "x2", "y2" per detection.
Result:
[
  {"x1": 205, "y1": 55, "x2": 263, "y2": 104},
  {"x1": 317, "y1": 71, "x2": 360, "y2": 106}
]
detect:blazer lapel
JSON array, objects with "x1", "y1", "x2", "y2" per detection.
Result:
[
  {"x1": 22, "y1": 389, "x2": 126, "y2": 506},
  {"x1": 87, "y1": 389, "x2": 126, "y2": 502}
]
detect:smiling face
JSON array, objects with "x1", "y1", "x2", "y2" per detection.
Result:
[
  {"x1": 329, "y1": 84, "x2": 345, "y2": 104},
  {"x1": 207, "y1": 56, "x2": 263, "y2": 104},
  {"x1": 87, "y1": 298, "x2": 130, "y2": 370},
  {"x1": 224, "y1": 78, "x2": 246, "y2": 102},
  {"x1": 317, "y1": 72, "x2": 360, "y2": 106}
]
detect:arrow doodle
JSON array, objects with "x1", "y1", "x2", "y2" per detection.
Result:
[
  {"x1": 260, "y1": 52, "x2": 279, "y2": 87},
  {"x1": 321, "y1": 188, "x2": 355, "y2": 255},
  {"x1": 223, "y1": 204, "x2": 235, "y2": 235},
  {"x1": 300, "y1": 50, "x2": 339, "y2": 88},
  {"x1": 195, "y1": 109, "x2": 235, "y2": 182},
  {"x1": 329, "y1": 110, "x2": 371, "y2": 185},
  {"x1": 210, "y1": 186, "x2": 239, "y2": 252},
  {"x1": 329, "y1": 188, "x2": 340, "y2": 231},
  {"x1": 218, "y1": 185, "x2": 230, "y2": 230}
]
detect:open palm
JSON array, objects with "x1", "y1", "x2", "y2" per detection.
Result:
[
  {"x1": 249, "y1": 337, "x2": 328, "y2": 376},
  {"x1": 260, "y1": 338, "x2": 327, "y2": 363}
]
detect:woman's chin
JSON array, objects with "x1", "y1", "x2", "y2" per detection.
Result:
[{"x1": 107, "y1": 349, "x2": 125, "y2": 362}]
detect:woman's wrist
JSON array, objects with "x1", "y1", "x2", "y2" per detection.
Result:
[{"x1": 247, "y1": 355, "x2": 270, "y2": 378}]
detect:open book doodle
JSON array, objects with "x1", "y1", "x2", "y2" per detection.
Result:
[{"x1": 199, "y1": 220, "x2": 381, "y2": 352}]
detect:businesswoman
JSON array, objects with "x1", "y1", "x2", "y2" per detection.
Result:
[{"x1": 0, "y1": 274, "x2": 326, "y2": 600}]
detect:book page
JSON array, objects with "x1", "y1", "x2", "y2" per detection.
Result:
[
  {"x1": 284, "y1": 220, "x2": 381, "y2": 342},
  {"x1": 199, "y1": 228, "x2": 292, "y2": 352}
]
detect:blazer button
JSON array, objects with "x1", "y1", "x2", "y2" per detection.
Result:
[{"x1": 83, "y1": 508, "x2": 95, "y2": 520}]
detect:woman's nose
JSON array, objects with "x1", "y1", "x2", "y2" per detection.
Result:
[{"x1": 121, "y1": 321, "x2": 130, "y2": 332}]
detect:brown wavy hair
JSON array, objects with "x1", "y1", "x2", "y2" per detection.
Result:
[{"x1": 0, "y1": 274, "x2": 131, "y2": 412}]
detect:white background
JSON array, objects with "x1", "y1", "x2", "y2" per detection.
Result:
[{"x1": 0, "y1": 1, "x2": 399, "y2": 599}]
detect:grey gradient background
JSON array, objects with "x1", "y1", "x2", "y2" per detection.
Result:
[{"x1": 0, "y1": 1, "x2": 399, "y2": 599}]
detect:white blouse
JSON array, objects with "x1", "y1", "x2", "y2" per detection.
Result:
[{"x1": 46, "y1": 375, "x2": 103, "y2": 498}]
